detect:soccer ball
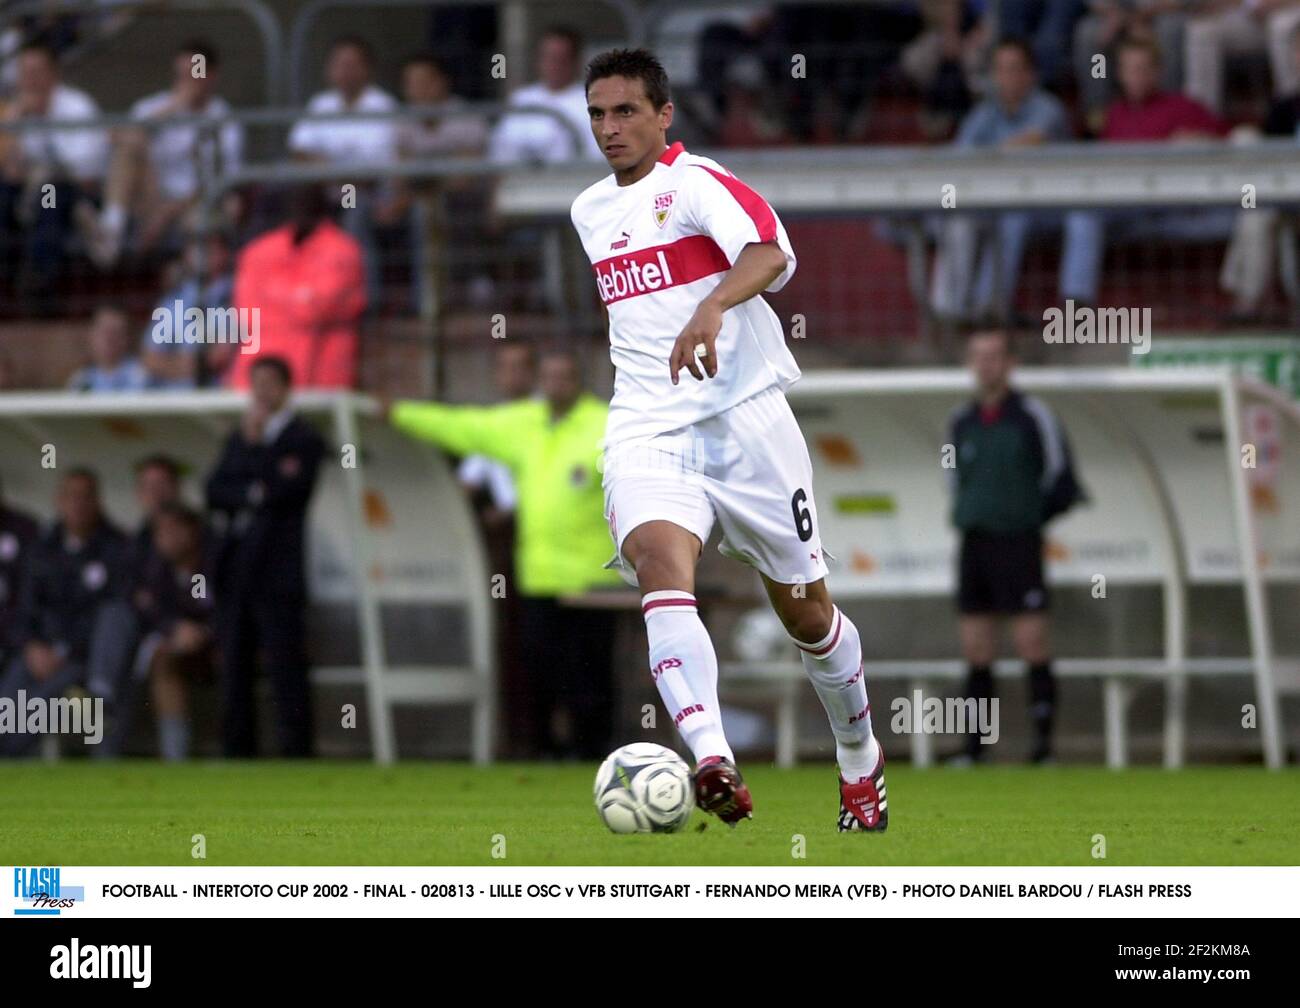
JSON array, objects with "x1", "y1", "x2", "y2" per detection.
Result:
[{"x1": 594, "y1": 742, "x2": 694, "y2": 834}]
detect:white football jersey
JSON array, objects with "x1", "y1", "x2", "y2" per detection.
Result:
[{"x1": 570, "y1": 142, "x2": 800, "y2": 445}]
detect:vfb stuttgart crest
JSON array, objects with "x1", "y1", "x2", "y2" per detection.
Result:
[{"x1": 653, "y1": 190, "x2": 676, "y2": 228}]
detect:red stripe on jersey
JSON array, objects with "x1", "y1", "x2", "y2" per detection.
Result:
[
  {"x1": 658, "y1": 141, "x2": 685, "y2": 165},
  {"x1": 591, "y1": 234, "x2": 731, "y2": 305},
  {"x1": 693, "y1": 164, "x2": 777, "y2": 242}
]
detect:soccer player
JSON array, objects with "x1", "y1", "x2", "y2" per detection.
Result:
[
  {"x1": 571, "y1": 49, "x2": 886, "y2": 831},
  {"x1": 948, "y1": 330, "x2": 1084, "y2": 764}
]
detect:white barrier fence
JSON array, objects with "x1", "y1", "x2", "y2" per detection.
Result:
[{"x1": 723, "y1": 367, "x2": 1298, "y2": 769}]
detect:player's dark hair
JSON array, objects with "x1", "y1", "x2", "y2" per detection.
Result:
[
  {"x1": 251, "y1": 355, "x2": 293, "y2": 387},
  {"x1": 585, "y1": 48, "x2": 671, "y2": 110},
  {"x1": 177, "y1": 38, "x2": 220, "y2": 69},
  {"x1": 993, "y1": 37, "x2": 1036, "y2": 72},
  {"x1": 135, "y1": 454, "x2": 182, "y2": 482}
]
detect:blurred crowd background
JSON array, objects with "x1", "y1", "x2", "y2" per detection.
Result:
[{"x1": 1, "y1": 1, "x2": 1299, "y2": 394}]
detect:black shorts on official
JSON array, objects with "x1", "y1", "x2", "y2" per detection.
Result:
[{"x1": 957, "y1": 529, "x2": 1048, "y2": 614}]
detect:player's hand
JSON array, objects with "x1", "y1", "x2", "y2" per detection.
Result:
[{"x1": 670, "y1": 299, "x2": 723, "y2": 384}]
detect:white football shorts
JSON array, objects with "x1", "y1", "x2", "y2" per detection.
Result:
[{"x1": 602, "y1": 384, "x2": 831, "y2": 587}]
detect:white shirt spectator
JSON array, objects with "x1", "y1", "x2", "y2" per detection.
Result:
[
  {"x1": 130, "y1": 91, "x2": 244, "y2": 201},
  {"x1": 288, "y1": 84, "x2": 398, "y2": 165},
  {"x1": 20, "y1": 82, "x2": 109, "y2": 180},
  {"x1": 489, "y1": 81, "x2": 602, "y2": 164},
  {"x1": 398, "y1": 96, "x2": 489, "y2": 158}
]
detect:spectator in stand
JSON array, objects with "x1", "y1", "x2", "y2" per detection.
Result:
[
  {"x1": 901, "y1": 1, "x2": 992, "y2": 141},
  {"x1": 768, "y1": 2, "x2": 925, "y2": 142},
  {"x1": 142, "y1": 231, "x2": 235, "y2": 389},
  {"x1": 0, "y1": 476, "x2": 40, "y2": 677},
  {"x1": 487, "y1": 27, "x2": 600, "y2": 309},
  {"x1": 67, "y1": 305, "x2": 150, "y2": 393},
  {"x1": 0, "y1": 40, "x2": 108, "y2": 312},
  {"x1": 289, "y1": 35, "x2": 397, "y2": 300},
  {"x1": 929, "y1": 40, "x2": 1093, "y2": 324},
  {"x1": 1184, "y1": 0, "x2": 1300, "y2": 116},
  {"x1": 394, "y1": 53, "x2": 490, "y2": 159},
  {"x1": 1221, "y1": 20, "x2": 1300, "y2": 319},
  {"x1": 0, "y1": 468, "x2": 137, "y2": 757},
  {"x1": 714, "y1": 56, "x2": 791, "y2": 147},
  {"x1": 88, "y1": 39, "x2": 243, "y2": 269},
  {"x1": 691, "y1": 9, "x2": 779, "y2": 143},
  {"x1": 1101, "y1": 36, "x2": 1226, "y2": 137},
  {"x1": 206, "y1": 356, "x2": 324, "y2": 758},
  {"x1": 489, "y1": 26, "x2": 603, "y2": 163},
  {"x1": 290, "y1": 35, "x2": 398, "y2": 166},
  {"x1": 1067, "y1": 37, "x2": 1230, "y2": 303},
  {"x1": 1074, "y1": 3, "x2": 1191, "y2": 133},
  {"x1": 376, "y1": 53, "x2": 491, "y2": 308},
  {"x1": 133, "y1": 502, "x2": 215, "y2": 761},
  {"x1": 226, "y1": 185, "x2": 366, "y2": 390},
  {"x1": 998, "y1": 0, "x2": 1089, "y2": 88}
]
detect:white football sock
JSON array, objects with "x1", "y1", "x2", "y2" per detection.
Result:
[
  {"x1": 642, "y1": 590, "x2": 733, "y2": 765},
  {"x1": 792, "y1": 606, "x2": 880, "y2": 781}
]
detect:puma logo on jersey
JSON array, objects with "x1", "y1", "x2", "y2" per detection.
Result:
[{"x1": 610, "y1": 231, "x2": 631, "y2": 250}]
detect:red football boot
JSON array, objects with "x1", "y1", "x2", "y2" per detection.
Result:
[
  {"x1": 838, "y1": 746, "x2": 888, "y2": 832},
  {"x1": 693, "y1": 756, "x2": 753, "y2": 825}
]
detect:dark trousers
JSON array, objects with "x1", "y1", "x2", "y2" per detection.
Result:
[
  {"x1": 518, "y1": 597, "x2": 617, "y2": 760},
  {"x1": 216, "y1": 588, "x2": 313, "y2": 757},
  {"x1": 0, "y1": 600, "x2": 138, "y2": 757},
  {"x1": 0, "y1": 178, "x2": 80, "y2": 312}
]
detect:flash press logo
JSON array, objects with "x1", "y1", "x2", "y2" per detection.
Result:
[
  {"x1": 50, "y1": 939, "x2": 151, "y2": 988},
  {"x1": 13, "y1": 867, "x2": 84, "y2": 916},
  {"x1": 150, "y1": 302, "x2": 261, "y2": 355}
]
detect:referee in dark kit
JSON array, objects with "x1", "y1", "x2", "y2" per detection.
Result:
[{"x1": 947, "y1": 330, "x2": 1084, "y2": 764}]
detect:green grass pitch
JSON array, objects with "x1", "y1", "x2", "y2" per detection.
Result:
[{"x1": 2, "y1": 762, "x2": 1297, "y2": 866}]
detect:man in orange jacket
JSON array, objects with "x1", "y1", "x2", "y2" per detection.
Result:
[{"x1": 225, "y1": 185, "x2": 366, "y2": 390}]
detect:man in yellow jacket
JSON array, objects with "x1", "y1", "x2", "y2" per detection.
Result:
[{"x1": 388, "y1": 348, "x2": 622, "y2": 758}]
